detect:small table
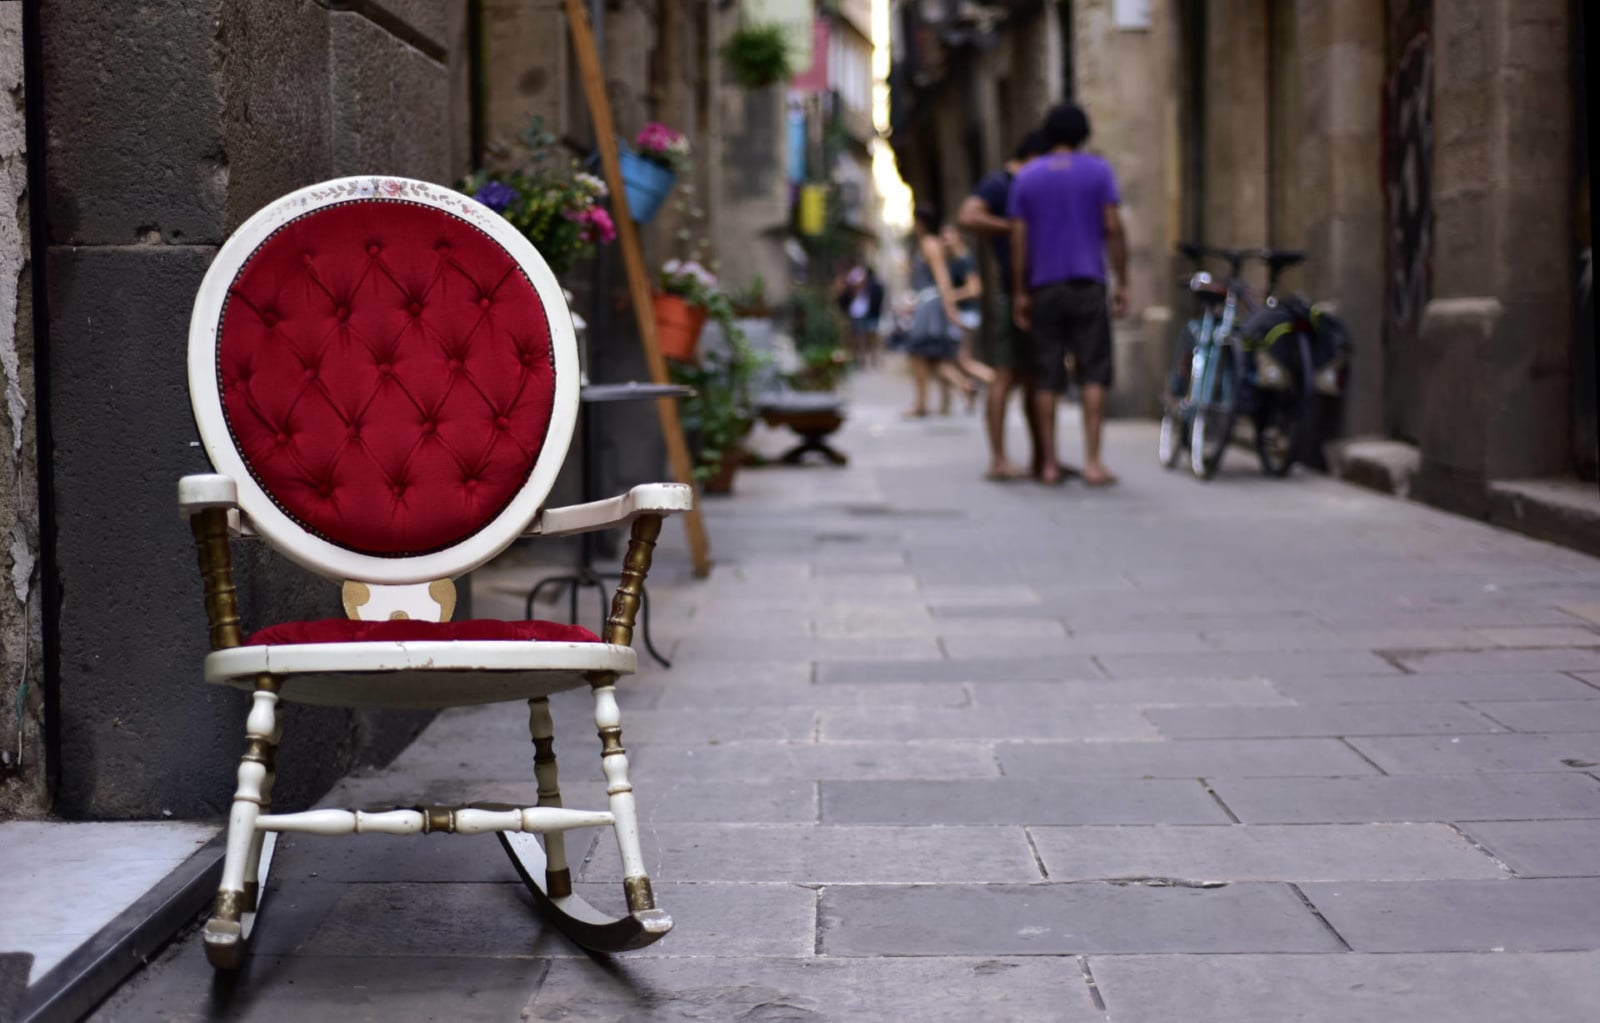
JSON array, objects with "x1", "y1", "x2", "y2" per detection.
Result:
[{"x1": 523, "y1": 381, "x2": 693, "y2": 668}]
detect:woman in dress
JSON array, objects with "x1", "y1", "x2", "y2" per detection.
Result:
[{"x1": 905, "y1": 206, "x2": 978, "y2": 416}]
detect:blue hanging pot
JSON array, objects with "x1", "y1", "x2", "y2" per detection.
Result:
[{"x1": 619, "y1": 150, "x2": 676, "y2": 224}]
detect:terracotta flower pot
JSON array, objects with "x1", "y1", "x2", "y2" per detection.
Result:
[{"x1": 653, "y1": 292, "x2": 708, "y2": 362}]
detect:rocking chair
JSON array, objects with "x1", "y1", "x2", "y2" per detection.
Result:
[{"x1": 179, "y1": 176, "x2": 690, "y2": 969}]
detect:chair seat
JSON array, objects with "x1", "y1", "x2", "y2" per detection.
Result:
[{"x1": 206, "y1": 621, "x2": 635, "y2": 709}]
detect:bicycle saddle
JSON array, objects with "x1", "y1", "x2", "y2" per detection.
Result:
[{"x1": 1259, "y1": 249, "x2": 1307, "y2": 272}]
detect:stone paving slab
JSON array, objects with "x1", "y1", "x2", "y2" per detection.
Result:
[
  {"x1": 1395, "y1": 647, "x2": 1600, "y2": 674},
  {"x1": 1145, "y1": 702, "x2": 1504, "y2": 738},
  {"x1": 524, "y1": 957, "x2": 1105, "y2": 1023},
  {"x1": 651, "y1": 679, "x2": 974, "y2": 710},
  {"x1": 1271, "y1": 672, "x2": 1598, "y2": 703},
  {"x1": 95, "y1": 951, "x2": 553, "y2": 1022},
  {"x1": 998, "y1": 737, "x2": 1380, "y2": 778},
  {"x1": 970, "y1": 677, "x2": 1291, "y2": 706},
  {"x1": 293, "y1": 881, "x2": 816, "y2": 959},
  {"x1": 624, "y1": 741, "x2": 1002, "y2": 781},
  {"x1": 821, "y1": 779, "x2": 1231, "y2": 825},
  {"x1": 1348, "y1": 733, "x2": 1600, "y2": 773},
  {"x1": 1209, "y1": 774, "x2": 1600, "y2": 823},
  {"x1": 1301, "y1": 878, "x2": 1600, "y2": 951},
  {"x1": 580, "y1": 824, "x2": 1042, "y2": 884},
  {"x1": 1029, "y1": 823, "x2": 1506, "y2": 882},
  {"x1": 1096, "y1": 650, "x2": 1402, "y2": 678},
  {"x1": 1090, "y1": 952, "x2": 1600, "y2": 1023},
  {"x1": 1457, "y1": 820, "x2": 1600, "y2": 877},
  {"x1": 819, "y1": 882, "x2": 1342, "y2": 955},
  {"x1": 1471, "y1": 699, "x2": 1600, "y2": 733},
  {"x1": 817, "y1": 655, "x2": 1107, "y2": 684},
  {"x1": 820, "y1": 704, "x2": 1157, "y2": 741}
]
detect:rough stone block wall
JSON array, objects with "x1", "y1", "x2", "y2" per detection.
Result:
[
  {"x1": 38, "y1": 0, "x2": 466, "y2": 818},
  {"x1": 1, "y1": 2, "x2": 45, "y2": 817}
]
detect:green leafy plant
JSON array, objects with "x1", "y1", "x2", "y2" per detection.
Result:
[
  {"x1": 669, "y1": 328, "x2": 762, "y2": 485},
  {"x1": 462, "y1": 118, "x2": 615, "y2": 276},
  {"x1": 719, "y1": 23, "x2": 794, "y2": 89},
  {"x1": 726, "y1": 275, "x2": 770, "y2": 317},
  {"x1": 785, "y1": 284, "x2": 850, "y2": 392}
]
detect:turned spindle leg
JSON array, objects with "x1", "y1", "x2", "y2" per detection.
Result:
[
  {"x1": 590, "y1": 673, "x2": 653, "y2": 912},
  {"x1": 528, "y1": 697, "x2": 572, "y2": 898},
  {"x1": 204, "y1": 675, "x2": 281, "y2": 970}
]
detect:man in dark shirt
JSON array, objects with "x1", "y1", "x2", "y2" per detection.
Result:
[
  {"x1": 1009, "y1": 103, "x2": 1128, "y2": 487},
  {"x1": 958, "y1": 131, "x2": 1049, "y2": 481}
]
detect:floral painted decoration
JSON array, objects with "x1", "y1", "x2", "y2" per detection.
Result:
[{"x1": 634, "y1": 122, "x2": 692, "y2": 174}]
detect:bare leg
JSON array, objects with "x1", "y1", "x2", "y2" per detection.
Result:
[
  {"x1": 1080, "y1": 382, "x2": 1117, "y2": 485},
  {"x1": 1032, "y1": 386, "x2": 1063, "y2": 484},
  {"x1": 936, "y1": 361, "x2": 968, "y2": 414},
  {"x1": 906, "y1": 356, "x2": 930, "y2": 416},
  {"x1": 984, "y1": 368, "x2": 1024, "y2": 478}
]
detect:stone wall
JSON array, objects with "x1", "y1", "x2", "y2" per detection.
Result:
[
  {"x1": 39, "y1": 0, "x2": 468, "y2": 818},
  {"x1": 1416, "y1": 0, "x2": 1573, "y2": 511},
  {"x1": 1, "y1": 2, "x2": 44, "y2": 817}
]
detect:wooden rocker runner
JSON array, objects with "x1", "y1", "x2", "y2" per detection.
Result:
[{"x1": 179, "y1": 176, "x2": 688, "y2": 968}]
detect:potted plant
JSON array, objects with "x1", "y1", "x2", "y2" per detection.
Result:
[
  {"x1": 719, "y1": 23, "x2": 793, "y2": 89},
  {"x1": 655, "y1": 259, "x2": 726, "y2": 362},
  {"x1": 619, "y1": 122, "x2": 691, "y2": 224},
  {"x1": 463, "y1": 118, "x2": 616, "y2": 276},
  {"x1": 670, "y1": 323, "x2": 762, "y2": 494}
]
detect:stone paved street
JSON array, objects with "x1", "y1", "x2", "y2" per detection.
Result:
[{"x1": 97, "y1": 364, "x2": 1600, "y2": 1021}]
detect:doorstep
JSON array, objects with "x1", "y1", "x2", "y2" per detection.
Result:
[
  {"x1": 0, "y1": 821, "x2": 220, "y2": 1022},
  {"x1": 1332, "y1": 438, "x2": 1600, "y2": 558}
]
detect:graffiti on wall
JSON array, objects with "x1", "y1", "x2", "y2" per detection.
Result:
[{"x1": 1383, "y1": 32, "x2": 1433, "y2": 344}]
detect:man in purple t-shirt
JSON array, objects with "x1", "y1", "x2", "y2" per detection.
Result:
[{"x1": 1008, "y1": 103, "x2": 1128, "y2": 486}]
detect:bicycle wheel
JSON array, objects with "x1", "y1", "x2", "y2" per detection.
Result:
[
  {"x1": 1158, "y1": 323, "x2": 1198, "y2": 468},
  {"x1": 1254, "y1": 334, "x2": 1317, "y2": 477},
  {"x1": 1190, "y1": 343, "x2": 1238, "y2": 480}
]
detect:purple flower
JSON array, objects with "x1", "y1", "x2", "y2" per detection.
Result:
[{"x1": 473, "y1": 180, "x2": 518, "y2": 213}]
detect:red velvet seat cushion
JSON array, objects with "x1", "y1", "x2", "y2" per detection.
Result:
[
  {"x1": 218, "y1": 198, "x2": 558, "y2": 557},
  {"x1": 245, "y1": 618, "x2": 602, "y2": 646}
]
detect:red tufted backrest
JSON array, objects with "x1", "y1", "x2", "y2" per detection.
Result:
[{"x1": 190, "y1": 179, "x2": 577, "y2": 583}]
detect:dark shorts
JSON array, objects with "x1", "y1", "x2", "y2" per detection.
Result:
[
  {"x1": 975, "y1": 295, "x2": 1030, "y2": 374},
  {"x1": 1030, "y1": 279, "x2": 1113, "y2": 392}
]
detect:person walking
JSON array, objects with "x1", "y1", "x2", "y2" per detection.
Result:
[
  {"x1": 958, "y1": 130, "x2": 1051, "y2": 481},
  {"x1": 905, "y1": 205, "x2": 978, "y2": 417},
  {"x1": 1008, "y1": 103, "x2": 1127, "y2": 487}
]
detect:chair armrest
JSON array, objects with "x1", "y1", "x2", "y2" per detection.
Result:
[
  {"x1": 527, "y1": 483, "x2": 694, "y2": 539},
  {"x1": 179, "y1": 474, "x2": 238, "y2": 519}
]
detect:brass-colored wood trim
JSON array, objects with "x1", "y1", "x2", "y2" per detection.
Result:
[
  {"x1": 213, "y1": 889, "x2": 244, "y2": 923},
  {"x1": 428, "y1": 579, "x2": 458, "y2": 621},
  {"x1": 603, "y1": 515, "x2": 662, "y2": 647},
  {"x1": 597, "y1": 726, "x2": 625, "y2": 758},
  {"x1": 241, "y1": 738, "x2": 272, "y2": 765},
  {"x1": 192, "y1": 507, "x2": 242, "y2": 650},
  {"x1": 546, "y1": 866, "x2": 573, "y2": 898},
  {"x1": 422, "y1": 805, "x2": 455, "y2": 833},
  {"x1": 623, "y1": 876, "x2": 656, "y2": 912}
]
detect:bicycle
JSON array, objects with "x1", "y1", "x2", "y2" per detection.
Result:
[{"x1": 1159, "y1": 244, "x2": 1314, "y2": 479}]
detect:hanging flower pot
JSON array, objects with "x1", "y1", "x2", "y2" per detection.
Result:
[
  {"x1": 619, "y1": 150, "x2": 677, "y2": 224},
  {"x1": 653, "y1": 292, "x2": 708, "y2": 362}
]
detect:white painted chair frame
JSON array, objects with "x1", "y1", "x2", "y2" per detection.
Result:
[{"x1": 180, "y1": 176, "x2": 692, "y2": 968}]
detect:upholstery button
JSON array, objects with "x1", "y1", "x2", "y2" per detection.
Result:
[
  {"x1": 275, "y1": 431, "x2": 288, "y2": 445},
  {"x1": 302, "y1": 368, "x2": 316, "y2": 381},
  {"x1": 367, "y1": 243, "x2": 381, "y2": 256},
  {"x1": 318, "y1": 483, "x2": 333, "y2": 498},
  {"x1": 435, "y1": 241, "x2": 451, "y2": 253},
  {"x1": 421, "y1": 420, "x2": 436, "y2": 436},
  {"x1": 447, "y1": 357, "x2": 462, "y2": 370},
  {"x1": 377, "y1": 364, "x2": 392, "y2": 377},
  {"x1": 301, "y1": 252, "x2": 314, "y2": 264},
  {"x1": 478, "y1": 297, "x2": 491, "y2": 310},
  {"x1": 409, "y1": 301, "x2": 422, "y2": 316},
  {"x1": 392, "y1": 484, "x2": 406, "y2": 497},
  {"x1": 495, "y1": 416, "x2": 510, "y2": 431},
  {"x1": 336, "y1": 306, "x2": 350, "y2": 321},
  {"x1": 518, "y1": 353, "x2": 533, "y2": 367},
  {"x1": 262, "y1": 312, "x2": 278, "y2": 328}
]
